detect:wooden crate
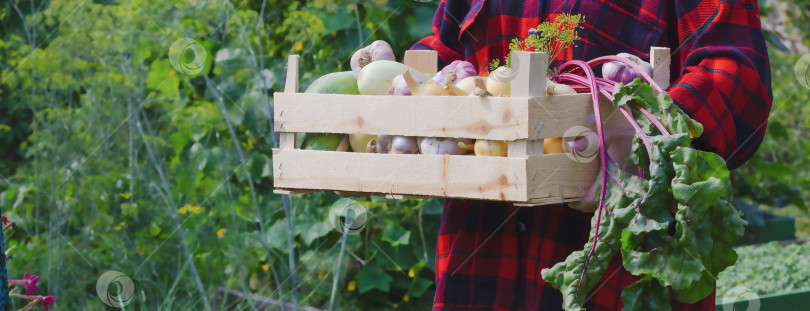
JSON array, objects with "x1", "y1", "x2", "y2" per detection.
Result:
[{"x1": 273, "y1": 47, "x2": 671, "y2": 206}]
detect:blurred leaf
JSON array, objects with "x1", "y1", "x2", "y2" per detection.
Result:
[
  {"x1": 146, "y1": 59, "x2": 180, "y2": 98},
  {"x1": 754, "y1": 161, "x2": 793, "y2": 179},
  {"x1": 767, "y1": 121, "x2": 788, "y2": 140},
  {"x1": 266, "y1": 220, "x2": 289, "y2": 250},
  {"x1": 407, "y1": 278, "x2": 433, "y2": 298},
  {"x1": 423, "y1": 198, "x2": 444, "y2": 215},
  {"x1": 297, "y1": 219, "x2": 333, "y2": 246},
  {"x1": 356, "y1": 263, "x2": 393, "y2": 293},
  {"x1": 732, "y1": 199, "x2": 768, "y2": 227},
  {"x1": 381, "y1": 220, "x2": 410, "y2": 247}
]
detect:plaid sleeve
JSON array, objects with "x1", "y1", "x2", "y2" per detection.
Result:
[
  {"x1": 668, "y1": 0, "x2": 773, "y2": 170},
  {"x1": 410, "y1": 0, "x2": 475, "y2": 67}
]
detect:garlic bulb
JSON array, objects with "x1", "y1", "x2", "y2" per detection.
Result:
[{"x1": 350, "y1": 40, "x2": 396, "y2": 78}]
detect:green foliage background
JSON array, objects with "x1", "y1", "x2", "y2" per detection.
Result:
[
  {"x1": 0, "y1": 0, "x2": 806, "y2": 310},
  {"x1": 0, "y1": 0, "x2": 438, "y2": 309}
]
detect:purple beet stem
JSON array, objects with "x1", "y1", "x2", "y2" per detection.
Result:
[{"x1": 553, "y1": 56, "x2": 665, "y2": 304}]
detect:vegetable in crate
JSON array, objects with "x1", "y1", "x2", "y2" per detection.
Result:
[
  {"x1": 357, "y1": 60, "x2": 430, "y2": 95},
  {"x1": 601, "y1": 53, "x2": 654, "y2": 84},
  {"x1": 348, "y1": 134, "x2": 377, "y2": 153},
  {"x1": 485, "y1": 66, "x2": 512, "y2": 96},
  {"x1": 302, "y1": 133, "x2": 348, "y2": 151},
  {"x1": 297, "y1": 71, "x2": 357, "y2": 151},
  {"x1": 389, "y1": 73, "x2": 425, "y2": 96},
  {"x1": 390, "y1": 136, "x2": 419, "y2": 154},
  {"x1": 350, "y1": 40, "x2": 395, "y2": 78},
  {"x1": 420, "y1": 137, "x2": 472, "y2": 155},
  {"x1": 455, "y1": 76, "x2": 487, "y2": 94},
  {"x1": 367, "y1": 135, "x2": 419, "y2": 154},
  {"x1": 376, "y1": 135, "x2": 393, "y2": 153},
  {"x1": 459, "y1": 140, "x2": 508, "y2": 157},
  {"x1": 543, "y1": 137, "x2": 565, "y2": 154},
  {"x1": 349, "y1": 42, "x2": 430, "y2": 151},
  {"x1": 432, "y1": 60, "x2": 477, "y2": 84},
  {"x1": 304, "y1": 71, "x2": 360, "y2": 95}
]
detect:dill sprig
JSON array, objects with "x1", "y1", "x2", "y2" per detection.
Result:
[{"x1": 484, "y1": 14, "x2": 583, "y2": 75}]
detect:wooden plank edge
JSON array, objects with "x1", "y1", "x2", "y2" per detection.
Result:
[
  {"x1": 274, "y1": 188, "x2": 580, "y2": 205},
  {"x1": 274, "y1": 188, "x2": 438, "y2": 200},
  {"x1": 274, "y1": 188, "x2": 320, "y2": 195},
  {"x1": 513, "y1": 196, "x2": 583, "y2": 207},
  {"x1": 273, "y1": 149, "x2": 529, "y2": 201},
  {"x1": 385, "y1": 194, "x2": 436, "y2": 200}
]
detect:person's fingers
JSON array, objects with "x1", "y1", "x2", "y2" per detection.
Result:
[
  {"x1": 569, "y1": 173, "x2": 599, "y2": 212},
  {"x1": 569, "y1": 127, "x2": 635, "y2": 212}
]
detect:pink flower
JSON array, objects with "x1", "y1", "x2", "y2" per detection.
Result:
[
  {"x1": 23, "y1": 272, "x2": 40, "y2": 295},
  {"x1": 10, "y1": 294, "x2": 54, "y2": 310},
  {"x1": 41, "y1": 295, "x2": 55, "y2": 310},
  {"x1": 8, "y1": 272, "x2": 39, "y2": 295}
]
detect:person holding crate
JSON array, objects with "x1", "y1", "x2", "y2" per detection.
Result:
[{"x1": 410, "y1": 0, "x2": 772, "y2": 310}]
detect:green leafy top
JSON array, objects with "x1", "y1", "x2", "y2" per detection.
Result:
[
  {"x1": 542, "y1": 80, "x2": 746, "y2": 310},
  {"x1": 523, "y1": 14, "x2": 584, "y2": 63},
  {"x1": 485, "y1": 14, "x2": 584, "y2": 75}
]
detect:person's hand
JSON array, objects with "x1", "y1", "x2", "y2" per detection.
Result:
[
  {"x1": 333, "y1": 191, "x2": 371, "y2": 198},
  {"x1": 568, "y1": 126, "x2": 636, "y2": 212}
]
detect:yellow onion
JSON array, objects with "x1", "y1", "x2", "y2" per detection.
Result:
[
  {"x1": 543, "y1": 137, "x2": 565, "y2": 154},
  {"x1": 357, "y1": 61, "x2": 430, "y2": 95},
  {"x1": 456, "y1": 76, "x2": 487, "y2": 94},
  {"x1": 460, "y1": 140, "x2": 508, "y2": 156}
]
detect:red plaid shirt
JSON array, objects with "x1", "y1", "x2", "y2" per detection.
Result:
[{"x1": 412, "y1": 0, "x2": 772, "y2": 310}]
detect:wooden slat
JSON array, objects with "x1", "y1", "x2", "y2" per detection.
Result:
[
  {"x1": 284, "y1": 55, "x2": 299, "y2": 93},
  {"x1": 403, "y1": 50, "x2": 438, "y2": 75},
  {"x1": 508, "y1": 51, "x2": 548, "y2": 156},
  {"x1": 274, "y1": 93, "x2": 629, "y2": 140},
  {"x1": 279, "y1": 54, "x2": 300, "y2": 150},
  {"x1": 508, "y1": 140, "x2": 544, "y2": 157},
  {"x1": 274, "y1": 93, "x2": 530, "y2": 139},
  {"x1": 510, "y1": 51, "x2": 548, "y2": 98},
  {"x1": 273, "y1": 188, "x2": 319, "y2": 195},
  {"x1": 650, "y1": 47, "x2": 671, "y2": 91},
  {"x1": 273, "y1": 149, "x2": 529, "y2": 201},
  {"x1": 385, "y1": 194, "x2": 435, "y2": 200},
  {"x1": 514, "y1": 197, "x2": 583, "y2": 207},
  {"x1": 525, "y1": 153, "x2": 599, "y2": 202},
  {"x1": 528, "y1": 94, "x2": 632, "y2": 139}
]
